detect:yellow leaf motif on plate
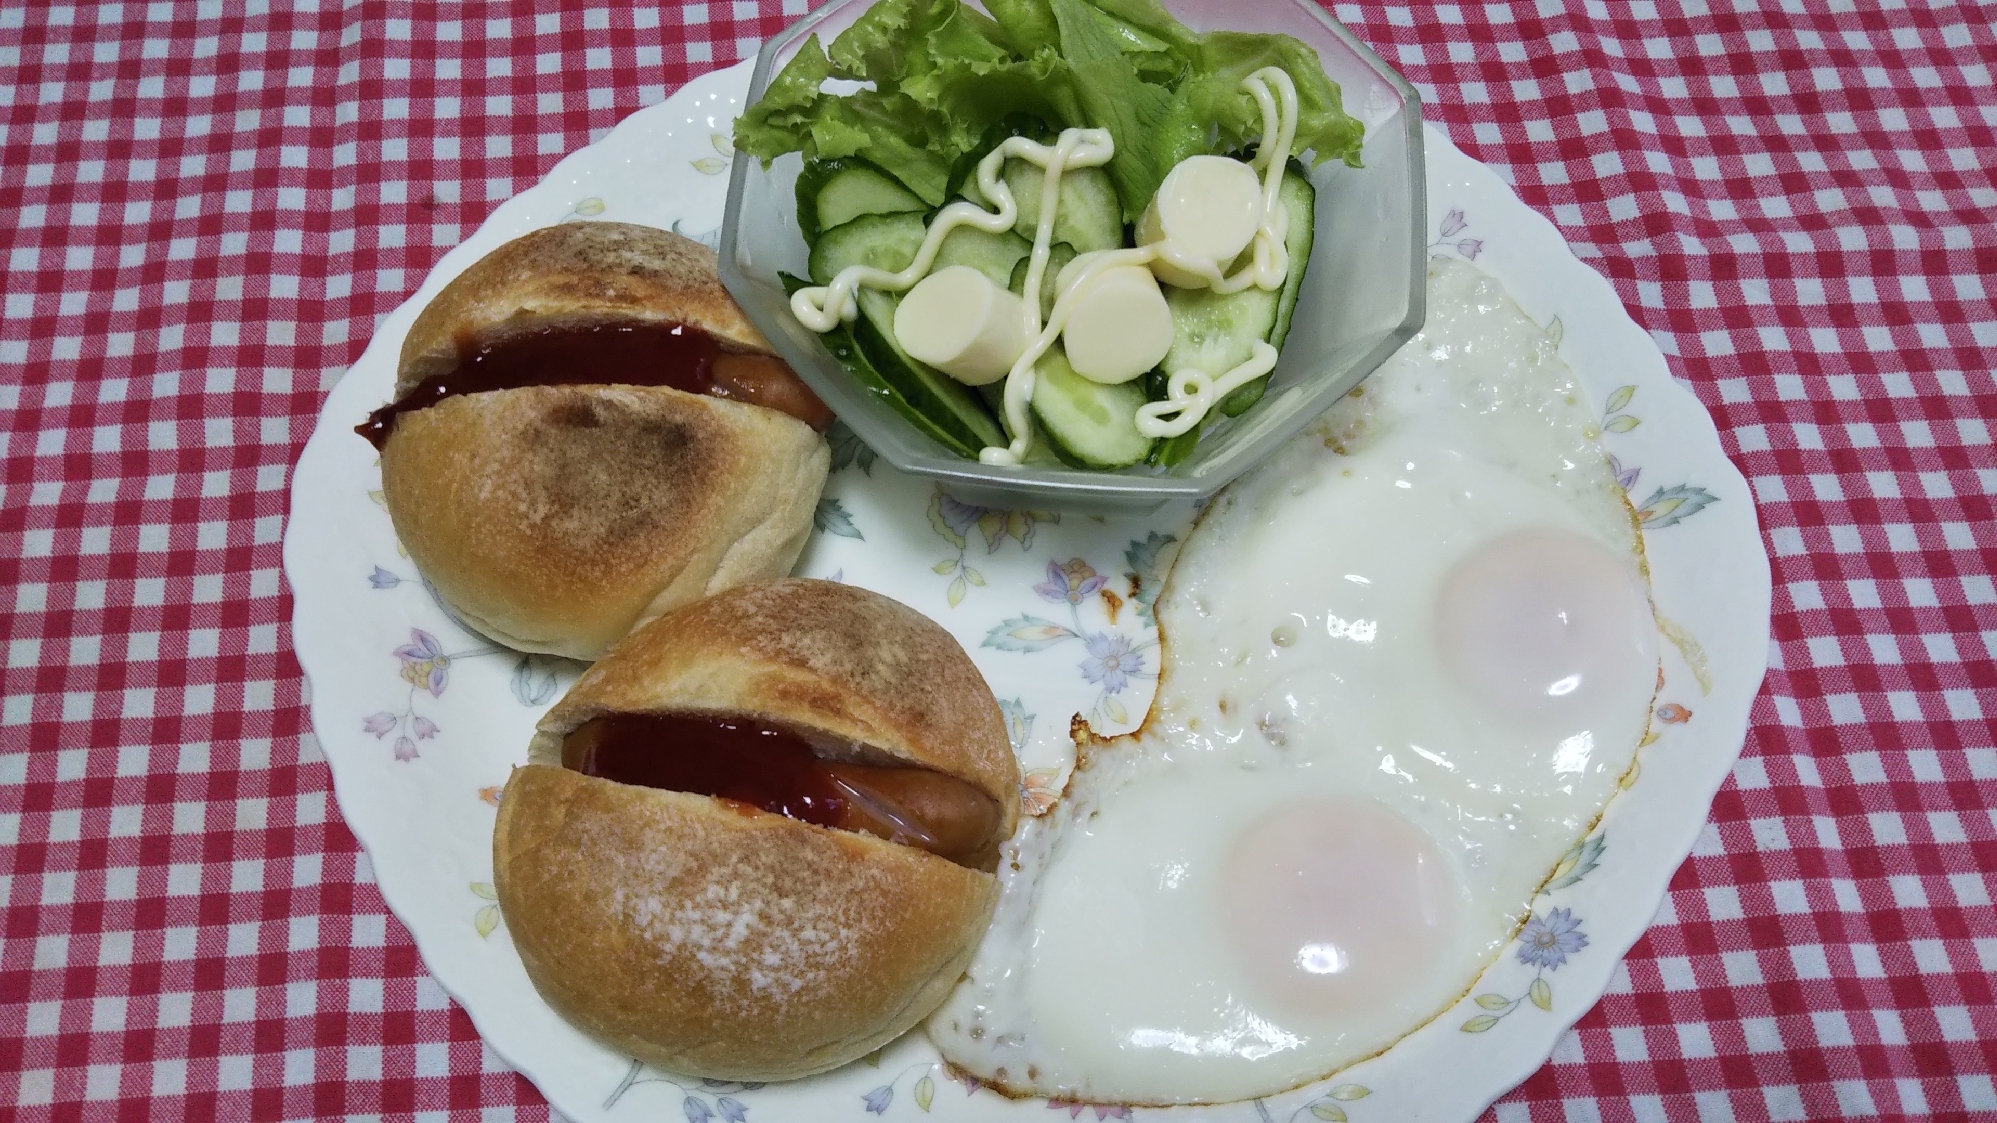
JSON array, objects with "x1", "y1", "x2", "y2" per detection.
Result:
[
  {"x1": 927, "y1": 491, "x2": 967, "y2": 549},
  {"x1": 711, "y1": 132, "x2": 734, "y2": 157},
  {"x1": 914, "y1": 1073, "x2": 934, "y2": 1111},
  {"x1": 947, "y1": 576, "x2": 967, "y2": 607},
  {"x1": 975, "y1": 511, "x2": 1010, "y2": 551},
  {"x1": 862, "y1": 1047, "x2": 885, "y2": 1068},
  {"x1": 1461, "y1": 1014, "x2": 1500, "y2": 1032},
  {"x1": 1656, "y1": 613, "x2": 1712, "y2": 695},
  {"x1": 1529, "y1": 977, "x2": 1552, "y2": 1011},
  {"x1": 1604, "y1": 415, "x2": 1641, "y2": 433},
  {"x1": 1306, "y1": 1084, "x2": 1368, "y2": 1121},
  {"x1": 1605, "y1": 384, "x2": 1636, "y2": 414},
  {"x1": 472, "y1": 882, "x2": 501, "y2": 937},
  {"x1": 1474, "y1": 993, "x2": 1510, "y2": 1010},
  {"x1": 692, "y1": 156, "x2": 728, "y2": 175},
  {"x1": 1020, "y1": 769, "x2": 1061, "y2": 816},
  {"x1": 574, "y1": 197, "x2": 605, "y2": 216}
]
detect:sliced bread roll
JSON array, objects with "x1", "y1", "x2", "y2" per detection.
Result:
[
  {"x1": 370, "y1": 223, "x2": 831, "y2": 660},
  {"x1": 494, "y1": 579, "x2": 1020, "y2": 1081}
]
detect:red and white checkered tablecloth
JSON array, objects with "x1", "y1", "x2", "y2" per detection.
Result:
[{"x1": 2, "y1": 2, "x2": 1992, "y2": 1120}]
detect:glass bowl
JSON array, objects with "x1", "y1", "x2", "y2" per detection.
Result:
[{"x1": 719, "y1": 0, "x2": 1424, "y2": 513}]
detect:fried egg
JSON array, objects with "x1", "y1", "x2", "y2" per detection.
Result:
[{"x1": 928, "y1": 258, "x2": 1660, "y2": 1105}]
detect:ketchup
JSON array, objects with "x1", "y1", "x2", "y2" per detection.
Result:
[
  {"x1": 564, "y1": 712, "x2": 1004, "y2": 871},
  {"x1": 356, "y1": 321, "x2": 832, "y2": 449}
]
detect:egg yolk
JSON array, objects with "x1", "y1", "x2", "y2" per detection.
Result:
[
  {"x1": 1221, "y1": 799, "x2": 1463, "y2": 1016},
  {"x1": 1433, "y1": 527, "x2": 1653, "y2": 731}
]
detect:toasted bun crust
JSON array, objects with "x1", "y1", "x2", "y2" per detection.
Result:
[
  {"x1": 527, "y1": 579, "x2": 1020, "y2": 839},
  {"x1": 380, "y1": 386, "x2": 828, "y2": 660},
  {"x1": 495, "y1": 580, "x2": 1021, "y2": 1080},
  {"x1": 494, "y1": 766, "x2": 998, "y2": 1081},
  {"x1": 377, "y1": 223, "x2": 830, "y2": 661},
  {"x1": 397, "y1": 221, "x2": 771, "y2": 396}
]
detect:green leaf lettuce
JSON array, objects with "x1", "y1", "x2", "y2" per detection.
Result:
[{"x1": 734, "y1": 0, "x2": 1365, "y2": 216}]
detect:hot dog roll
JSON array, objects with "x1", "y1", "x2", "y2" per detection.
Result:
[
  {"x1": 493, "y1": 578, "x2": 1021, "y2": 1082},
  {"x1": 359, "y1": 222, "x2": 833, "y2": 660}
]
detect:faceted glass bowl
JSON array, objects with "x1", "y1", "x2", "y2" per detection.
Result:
[{"x1": 719, "y1": 0, "x2": 1424, "y2": 513}]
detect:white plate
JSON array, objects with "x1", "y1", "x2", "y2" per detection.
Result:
[{"x1": 285, "y1": 60, "x2": 1770, "y2": 1123}]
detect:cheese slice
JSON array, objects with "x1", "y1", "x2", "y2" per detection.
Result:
[
  {"x1": 1059, "y1": 265, "x2": 1174, "y2": 385},
  {"x1": 893, "y1": 265, "x2": 1030, "y2": 386},
  {"x1": 1137, "y1": 155, "x2": 1265, "y2": 290}
]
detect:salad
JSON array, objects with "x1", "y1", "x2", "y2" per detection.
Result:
[{"x1": 736, "y1": 0, "x2": 1364, "y2": 470}]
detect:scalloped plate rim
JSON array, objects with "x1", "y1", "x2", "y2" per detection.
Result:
[{"x1": 283, "y1": 62, "x2": 1772, "y2": 1123}]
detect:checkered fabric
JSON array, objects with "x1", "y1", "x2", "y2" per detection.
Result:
[{"x1": 1, "y1": 1, "x2": 1991, "y2": 1120}]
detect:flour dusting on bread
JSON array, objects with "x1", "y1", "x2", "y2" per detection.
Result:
[{"x1": 492, "y1": 580, "x2": 1018, "y2": 1081}]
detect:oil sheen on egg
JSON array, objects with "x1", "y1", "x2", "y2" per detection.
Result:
[{"x1": 928, "y1": 258, "x2": 1660, "y2": 1105}]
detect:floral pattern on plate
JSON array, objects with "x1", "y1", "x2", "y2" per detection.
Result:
[
  {"x1": 285, "y1": 71, "x2": 1770, "y2": 1123},
  {"x1": 984, "y1": 555, "x2": 1160, "y2": 729},
  {"x1": 604, "y1": 1061, "x2": 761, "y2": 1120}
]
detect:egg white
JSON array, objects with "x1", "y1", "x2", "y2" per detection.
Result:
[{"x1": 928, "y1": 258, "x2": 1659, "y2": 1105}]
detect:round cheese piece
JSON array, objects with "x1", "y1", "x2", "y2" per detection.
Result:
[
  {"x1": 1059, "y1": 265, "x2": 1174, "y2": 385},
  {"x1": 893, "y1": 265, "x2": 1030, "y2": 386},
  {"x1": 1138, "y1": 155, "x2": 1265, "y2": 290}
]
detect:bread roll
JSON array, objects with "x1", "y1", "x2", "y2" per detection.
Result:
[
  {"x1": 494, "y1": 579, "x2": 1021, "y2": 1081},
  {"x1": 372, "y1": 223, "x2": 831, "y2": 660}
]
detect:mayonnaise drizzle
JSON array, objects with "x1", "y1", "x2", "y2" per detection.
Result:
[
  {"x1": 790, "y1": 66, "x2": 1301, "y2": 462},
  {"x1": 791, "y1": 129, "x2": 1114, "y2": 464},
  {"x1": 1114, "y1": 67, "x2": 1300, "y2": 441},
  {"x1": 789, "y1": 130, "x2": 1113, "y2": 335},
  {"x1": 1135, "y1": 341, "x2": 1279, "y2": 437}
]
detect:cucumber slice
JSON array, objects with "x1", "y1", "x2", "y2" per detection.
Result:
[
  {"x1": 1266, "y1": 164, "x2": 1317, "y2": 352},
  {"x1": 933, "y1": 226, "x2": 1033, "y2": 289},
  {"x1": 808, "y1": 211, "x2": 929, "y2": 284},
  {"x1": 1142, "y1": 368, "x2": 1201, "y2": 467},
  {"x1": 779, "y1": 273, "x2": 976, "y2": 458},
  {"x1": 1159, "y1": 165, "x2": 1319, "y2": 419},
  {"x1": 975, "y1": 381, "x2": 1008, "y2": 427},
  {"x1": 1150, "y1": 425, "x2": 1200, "y2": 467},
  {"x1": 974, "y1": 383, "x2": 1063, "y2": 465},
  {"x1": 853, "y1": 288, "x2": 1008, "y2": 455},
  {"x1": 1004, "y1": 160, "x2": 1124, "y2": 254},
  {"x1": 801, "y1": 220, "x2": 1007, "y2": 458},
  {"x1": 1161, "y1": 284, "x2": 1279, "y2": 389},
  {"x1": 1030, "y1": 346, "x2": 1153, "y2": 469},
  {"x1": 1219, "y1": 167, "x2": 1319, "y2": 416},
  {"x1": 947, "y1": 116, "x2": 1057, "y2": 204},
  {"x1": 1022, "y1": 432, "x2": 1067, "y2": 467},
  {"x1": 796, "y1": 159, "x2": 928, "y2": 246},
  {"x1": 1008, "y1": 242, "x2": 1077, "y2": 320}
]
